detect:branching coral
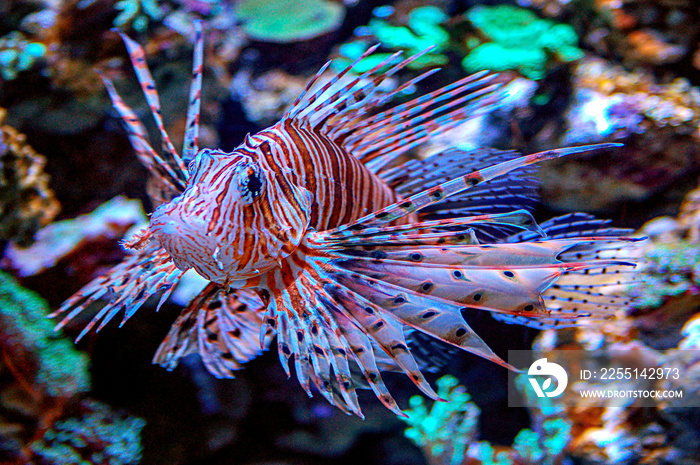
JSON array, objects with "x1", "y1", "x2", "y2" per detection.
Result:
[
  {"x1": 400, "y1": 375, "x2": 572, "y2": 465},
  {"x1": 463, "y1": 4, "x2": 584, "y2": 80},
  {"x1": 29, "y1": 399, "x2": 145, "y2": 465},
  {"x1": 402, "y1": 375, "x2": 479, "y2": 465},
  {"x1": 0, "y1": 108, "x2": 60, "y2": 247}
]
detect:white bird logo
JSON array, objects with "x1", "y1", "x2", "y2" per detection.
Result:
[{"x1": 528, "y1": 358, "x2": 568, "y2": 397}]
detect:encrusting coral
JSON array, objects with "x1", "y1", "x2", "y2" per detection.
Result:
[
  {"x1": 236, "y1": 0, "x2": 345, "y2": 43},
  {"x1": 0, "y1": 108, "x2": 60, "y2": 247},
  {"x1": 29, "y1": 399, "x2": 145, "y2": 465}
]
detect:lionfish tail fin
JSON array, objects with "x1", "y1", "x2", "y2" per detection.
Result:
[
  {"x1": 49, "y1": 244, "x2": 185, "y2": 341},
  {"x1": 153, "y1": 283, "x2": 273, "y2": 377}
]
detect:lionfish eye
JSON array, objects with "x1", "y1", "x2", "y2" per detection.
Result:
[{"x1": 237, "y1": 164, "x2": 265, "y2": 204}]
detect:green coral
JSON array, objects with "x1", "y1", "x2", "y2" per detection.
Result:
[
  {"x1": 402, "y1": 375, "x2": 571, "y2": 465},
  {"x1": 0, "y1": 32, "x2": 47, "y2": 80},
  {"x1": 334, "y1": 6, "x2": 449, "y2": 72},
  {"x1": 236, "y1": 0, "x2": 345, "y2": 43},
  {"x1": 473, "y1": 442, "x2": 512, "y2": 465},
  {"x1": 30, "y1": 399, "x2": 145, "y2": 465},
  {"x1": 512, "y1": 418, "x2": 571, "y2": 463},
  {"x1": 402, "y1": 375, "x2": 479, "y2": 465},
  {"x1": 113, "y1": 0, "x2": 164, "y2": 33},
  {"x1": 0, "y1": 271, "x2": 90, "y2": 398},
  {"x1": 463, "y1": 43, "x2": 548, "y2": 81},
  {"x1": 463, "y1": 5, "x2": 584, "y2": 80},
  {"x1": 369, "y1": 6, "x2": 449, "y2": 63},
  {"x1": 629, "y1": 240, "x2": 700, "y2": 309}
]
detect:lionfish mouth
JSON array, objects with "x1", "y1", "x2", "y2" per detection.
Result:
[
  {"x1": 147, "y1": 212, "x2": 200, "y2": 273},
  {"x1": 122, "y1": 227, "x2": 153, "y2": 251}
]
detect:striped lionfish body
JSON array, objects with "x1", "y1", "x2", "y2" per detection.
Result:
[{"x1": 53, "y1": 23, "x2": 641, "y2": 417}]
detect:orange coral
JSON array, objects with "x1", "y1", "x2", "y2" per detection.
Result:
[{"x1": 0, "y1": 108, "x2": 60, "y2": 246}]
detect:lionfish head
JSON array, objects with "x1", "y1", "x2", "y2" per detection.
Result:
[{"x1": 148, "y1": 146, "x2": 312, "y2": 284}]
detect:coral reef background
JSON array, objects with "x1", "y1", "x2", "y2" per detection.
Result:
[{"x1": 1, "y1": 0, "x2": 699, "y2": 464}]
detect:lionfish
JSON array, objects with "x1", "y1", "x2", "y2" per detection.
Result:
[{"x1": 52, "y1": 23, "x2": 639, "y2": 417}]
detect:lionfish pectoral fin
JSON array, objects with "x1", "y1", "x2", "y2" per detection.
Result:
[
  {"x1": 50, "y1": 244, "x2": 185, "y2": 342},
  {"x1": 261, "y1": 258, "x2": 422, "y2": 417},
  {"x1": 153, "y1": 283, "x2": 272, "y2": 378},
  {"x1": 302, "y1": 204, "x2": 639, "y2": 376}
]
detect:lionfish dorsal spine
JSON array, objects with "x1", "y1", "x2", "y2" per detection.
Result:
[
  {"x1": 117, "y1": 31, "x2": 188, "y2": 178},
  {"x1": 97, "y1": 73, "x2": 185, "y2": 193},
  {"x1": 183, "y1": 20, "x2": 203, "y2": 164},
  {"x1": 330, "y1": 143, "x2": 624, "y2": 234}
]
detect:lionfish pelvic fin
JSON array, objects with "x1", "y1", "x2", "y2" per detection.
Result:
[{"x1": 153, "y1": 283, "x2": 273, "y2": 377}]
